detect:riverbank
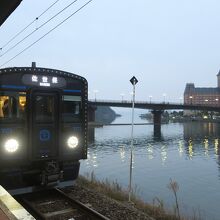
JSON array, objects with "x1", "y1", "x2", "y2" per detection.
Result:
[{"x1": 64, "y1": 174, "x2": 201, "y2": 220}]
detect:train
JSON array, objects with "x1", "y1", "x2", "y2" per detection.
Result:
[{"x1": 0, "y1": 62, "x2": 88, "y2": 193}]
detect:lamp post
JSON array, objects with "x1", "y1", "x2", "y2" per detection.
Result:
[
  {"x1": 163, "y1": 93, "x2": 166, "y2": 103},
  {"x1": 93, "y1": 90, "x2": 99, "y2": 101},
  {"x1": 129, "y1": 76, "x2": 138, "y2": 202},
  {"x1": 120, "y1": 93, "x2": 125, "y2": 102}
]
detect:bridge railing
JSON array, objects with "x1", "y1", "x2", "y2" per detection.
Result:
[
  {"x1": 88, "y1": 99, "x2": 220, "y2": 108},
  {"x1": 89, "y1": 99, "x2": 185, "y2": 105}
]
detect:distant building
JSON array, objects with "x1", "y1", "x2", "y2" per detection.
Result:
[{"x1": 184, "y1": 72, "x2": 220, "y2": 107}]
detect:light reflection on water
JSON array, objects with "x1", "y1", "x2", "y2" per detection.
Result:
[{"x1": 80, "y1": 109, "x2": 220, "y2": 220}]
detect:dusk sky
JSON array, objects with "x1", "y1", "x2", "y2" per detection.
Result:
[{"x1": 0, "y1": 0, "x2": 220, "y2": 102}]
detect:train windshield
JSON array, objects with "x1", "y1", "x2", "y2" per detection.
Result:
[
  {"x1": 62, "y1": 95, "x2": 81, "y2": 122},
  {"x1": 34, "y1": 95, "x2": 55, "y2": 122},
  {"x1": 0, "y1": 91, "x2": 26, "y2": 122}
]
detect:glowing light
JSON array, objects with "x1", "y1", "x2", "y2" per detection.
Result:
[
  {"x1": 188, "y1": 139, "x2": 193, "y2": 159},
  {"x1": 120, "y1": 146, "x2": 126, "y2": 162},
  {"x1": 214, "y1": 139, "x2": 219, "y2": 155},
  {"x1": 19, "y1": 96, "x2": 26, "y2": 107},
  {"x1": 178, "y1": 141, "x2": 183, "y2": 157},
  {"x1": 4, "y1": 139, "x2": 19, "y2": 153},
  {"x1": 67, "y1": 136, "x2": 79, "y2": 148},
  {"x1": 204, "y1": 138, "x2": 209, "y2": 157},
  {"x1": 161, "y1": 145, "x2": 167, "y2": 164}
]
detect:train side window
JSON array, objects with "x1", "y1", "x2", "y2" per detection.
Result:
[
  {"x1": 34, "y1": 95, "x2": 55, "y2": 122},
  {"x1": 0, "y1": 92, "x2": 26, "y2": 121},
  {"x1": 62, "y1": 95, "x2": 81, "y2": 122}
]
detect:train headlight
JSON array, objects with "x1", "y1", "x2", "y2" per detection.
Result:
[
  {"x1": 67, "y1": 136, "x2": 79, "y2": 149},
  {"x1": 4, "y1": 139, "x2": 19, "y2": 153}
]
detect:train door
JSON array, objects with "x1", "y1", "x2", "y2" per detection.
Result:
[{"x1": 31, "y1": 91, "x2": 60, "y2": 160}]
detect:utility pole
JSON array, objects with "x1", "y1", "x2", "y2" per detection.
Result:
[{"x1": 129, "y1": 76, "x2": 138, "y2": 202}]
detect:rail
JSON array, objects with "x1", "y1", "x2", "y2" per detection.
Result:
[{"x1": 15, "y1": 188, "x2": 110, "y2": 220}]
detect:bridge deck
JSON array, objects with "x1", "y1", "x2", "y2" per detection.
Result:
[{"x1": 89, "y1": 100, "x2": 220, "y2": 112}]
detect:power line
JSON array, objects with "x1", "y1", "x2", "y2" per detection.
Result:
[
  {"x1": 0, "y1": 0, "x2": 93, "y2": 68},
  {"x1": 0, "y1": 0, "x2": 60, "y2": 50},
  {"x1": 0, "y1": 0, "x2": 79, "y2": 58}
]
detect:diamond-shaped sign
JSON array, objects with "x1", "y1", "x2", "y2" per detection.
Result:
[{"x1": 130, "y1": 76, "x2": 138, "y2": 85}]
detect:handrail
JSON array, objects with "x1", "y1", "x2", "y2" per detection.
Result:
[{"x1": 88, "y1": 99, "x2": 220, "y2": 110}]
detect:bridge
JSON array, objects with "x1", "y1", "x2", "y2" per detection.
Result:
[
  {"x1": 89, "y1": 99, "x2": 220, "y2": 111},
  {"x1": 88, "y1": 99, "x2": 220, "y2": 135}
]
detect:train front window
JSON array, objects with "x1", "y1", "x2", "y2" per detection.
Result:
[
  {"x1": 62, "y1": 95, "x2": 81, "y2": 122},
  {"x1": 0, "y1": 92, "x2": 26, "y2": 121},
  {"x1": 34, "y1": 95, "x2": 55, "y2": 122}
]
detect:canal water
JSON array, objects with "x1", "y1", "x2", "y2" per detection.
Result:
[{"x1": 80, "y1": 108, "x2": 220, "y2": 220}]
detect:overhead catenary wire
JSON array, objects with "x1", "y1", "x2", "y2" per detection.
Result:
[
  {"x1": 0, "y1": 0, "x2": 60, "y2": 50},
  {"x1": 0, "y1": 0, "x2": 93, "y2": 68},
  {"x1": 0, "y1": 0, "x2": 79, "y2": 58}
]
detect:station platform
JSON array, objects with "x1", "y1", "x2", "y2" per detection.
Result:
[{"x1": 0, "y1": 186, "x2": 35, "y2": 220}]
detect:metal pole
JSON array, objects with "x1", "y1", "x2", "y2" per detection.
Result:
[{"x1": 129, "y1": 82, "x2": 135, "y2": 202}]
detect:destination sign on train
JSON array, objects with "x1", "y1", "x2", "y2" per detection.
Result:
[{"x1": 22, "y1": 74, "x2": 66, "y2": 88}]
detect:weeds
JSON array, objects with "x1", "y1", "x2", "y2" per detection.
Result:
[
  {"x1": 167, "y1": 178, "x2": 180, "y2": 220},
  {"x1": 77, "y1": 173, "x2": 203, "y2": 220}
]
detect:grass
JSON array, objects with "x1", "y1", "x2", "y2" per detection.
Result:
[{"x1": 76, "y1": 172, "x2": 202, "y2": 220}]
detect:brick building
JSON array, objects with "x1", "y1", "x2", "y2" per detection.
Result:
[{"x1": 184, "y1": 72, "x2": 220, "y2": 107}]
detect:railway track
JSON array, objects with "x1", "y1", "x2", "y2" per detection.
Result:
[{"x1": 15, "y1": 188, "x2": 110, "y2": 220}]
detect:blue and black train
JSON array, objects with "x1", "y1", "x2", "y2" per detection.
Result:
[{"x1": 0, "y1": 62, "x2": 88, "y2": 192}]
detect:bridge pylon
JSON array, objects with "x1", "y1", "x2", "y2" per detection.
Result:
[{"x1": 151, "y1": 110, "x2": 164, "y2": 136}]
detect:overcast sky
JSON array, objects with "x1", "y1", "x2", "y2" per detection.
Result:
[{"x1": 0, "y1": 0, "x2": 220, "y2": 102}]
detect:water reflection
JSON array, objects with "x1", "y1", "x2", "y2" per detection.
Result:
[
  {"x1": 82, "y1": 121, "x2": 220, "y2": 219},
  {"x1": 183, "y1": 122, "x2": 220, "y2": 139},
  {"x1": 178, "y1": 140, "x2": 184, "y2": 157},
  {"x1": 146, "y1": 144, "x2": 154, "y2": 160},
  {"x1": 119, "y1": 145, "x2": 126, "y2": 162},
  {"x1": 215, "y1": 139, "x2": 219, "y2": 156},
  {"x1": 88, "y1": 122, "x2": 220, "y2": 163},
  {"x1": 188, "y1": 139, "x2": 194, "y2": 159},
  {"x1": 86, "y1": 146, "x2": 98, "y2": 168},
  {"x1": 183, "y1": 122, "x2": 220, "y2": 160},
  {"x1": 161, "y1": 145, "x2": 168, "y2": 164}
]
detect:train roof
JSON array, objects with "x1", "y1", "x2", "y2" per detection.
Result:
[{"x1": 0, "y1": 66, "x2": 87, "y2": 84}]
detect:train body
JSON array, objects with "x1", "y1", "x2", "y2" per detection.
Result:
[{"x1": 0, "y1": 63, "x2": 88, "y2": 192}]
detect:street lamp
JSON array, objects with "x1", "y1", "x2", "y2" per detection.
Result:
[
  {"x1": 93, "y1": 90, "x2": 99, "y2": 101},
  {"x1": 163, "y1": 93, "x2": 166, "y2": 103},
  {"x1": 149, "y1": 95, "x2": 152, "y2": 103},
  {"x1": 120, "y1": 93, "x2": 125, "y2": 102}
]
